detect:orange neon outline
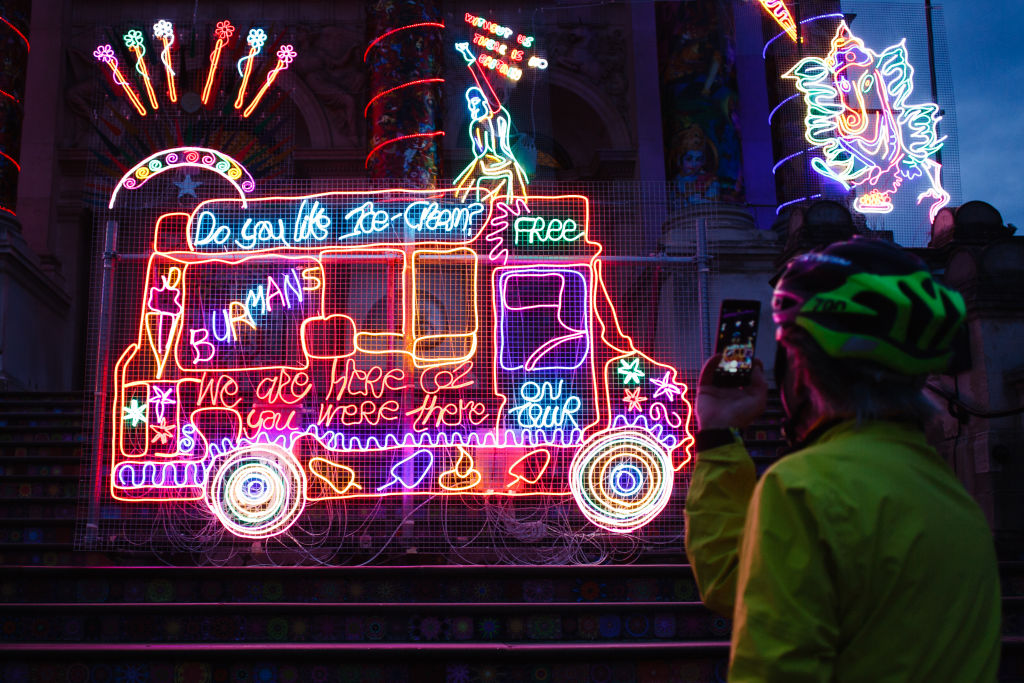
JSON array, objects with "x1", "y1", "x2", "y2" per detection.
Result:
[
  {"x1": 438, "y1": 446, "x2": 482, "y2": 491},
  {"x1": 308, "y1": 457, "x2": 362, "y2": 496}
]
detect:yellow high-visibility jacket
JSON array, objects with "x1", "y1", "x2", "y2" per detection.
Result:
[{"x1": 685, "y1": 420, "x2": 1001, "y2": 682}]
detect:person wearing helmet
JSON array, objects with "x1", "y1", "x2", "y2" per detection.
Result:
[{"x1": 685, "y1": 237, "x2": 1001, "y2": 681}]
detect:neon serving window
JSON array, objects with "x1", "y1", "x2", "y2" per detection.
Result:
[{"x1": 499, "y1": 268, "x2": 589, "y2": 372}]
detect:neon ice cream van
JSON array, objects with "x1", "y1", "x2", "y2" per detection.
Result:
[{"x1": 111, "y1": 188, "x2": 693, "y2": 538}]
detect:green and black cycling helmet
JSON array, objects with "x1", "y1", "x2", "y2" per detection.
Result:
[{"x1": 772, "y1": 237, "x2": 966, "y2": 375}]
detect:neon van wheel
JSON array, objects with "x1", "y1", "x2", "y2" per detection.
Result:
[
  {"x1": 207, "y1": 444, "x2": 306, "y2": 539},
  {"x1": 569, "y1": 431, "x2": 673, "y2": 533}
]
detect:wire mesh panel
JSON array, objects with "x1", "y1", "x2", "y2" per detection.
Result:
[{"x1": 78, "y1": 176, "x2": 717, "y2": 564}]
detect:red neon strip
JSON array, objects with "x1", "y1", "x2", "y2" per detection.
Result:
[
  {"x1": 364, "y1": 78, "x2": 444, "y2": 117},
  {"x1": 0, "y1": 16, "x2": 28, "y2": 52},
  {"x1": 0, "y1": 88, "x2": 19, "y2": 104},
  {"x1": 364, "y1": 22, "x2": 444, "y2": 62},
  {"x1": 364, "y1": 131, "x2": 444, "y2": 169},
  {"x1": 0, "y1": 150, "x2": 20, "y2": 172},
  {"x1": 0, "y1": 205, "x2": 16, "y2": 217}
]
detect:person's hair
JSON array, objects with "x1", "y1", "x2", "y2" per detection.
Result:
[{"x1": 780, "y1": 327, "x2": 937, "y2": 426}]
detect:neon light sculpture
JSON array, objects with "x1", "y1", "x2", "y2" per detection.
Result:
[
  {"x1": 93, "y1": 44, "x2": 146, "y2": 116},
  {"x1": 108, "y1": 147, "x2": 255, "y2": 209},
  {"x1": 152, "y1": 20, "x2": 177, "y2": 103},
  {"x1": 202, "y1": 20, "x2": 235, "y2": 105},
  {"x1": 758, "y1": 0, "x2": 797, "y2": 42},
  {"x1": 785, "y1": 21, "x2": 949, "y2": 221},
  {"x1": 453, "y1": 43, "x2": 529, "y2": 203},
  {"x1": 243, "y1": 44, "x2": 297, "y2": 118}
]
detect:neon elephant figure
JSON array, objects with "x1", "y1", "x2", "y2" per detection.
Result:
[{"x1": 785, "y1": 21, "x2": 950, "y2": 222}]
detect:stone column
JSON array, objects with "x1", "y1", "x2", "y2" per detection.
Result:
[{"x1": 365, "y1": 0, "x2": 444, "y2": 186}]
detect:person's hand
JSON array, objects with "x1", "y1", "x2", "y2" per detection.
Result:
[{"x1": 696, "y1": 355, "x2": 768, "y2": 431}]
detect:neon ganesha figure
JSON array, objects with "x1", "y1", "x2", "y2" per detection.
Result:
[
  {"x1": 110, "y1": 188, "x2": 693, "y2": 538},
  {"x1": 785, "y1": 21, "x2": 950, "y2": 221}
]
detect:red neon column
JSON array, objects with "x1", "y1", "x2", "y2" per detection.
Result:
[
  {"x1": 0, "y1": 1, "x2": 29, "y2": 216},
  {"x1": 365, "y1": 0, "x2": 444, "y2": 186}
]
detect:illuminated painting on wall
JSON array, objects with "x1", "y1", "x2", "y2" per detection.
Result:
[
  {"x1": 656, "y1": 0, "x2": 744, "y2": 207},
  {"x1": 785, "y1": 21, "x2": 949, "y2": 221}
]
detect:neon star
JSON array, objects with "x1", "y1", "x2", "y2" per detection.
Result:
[
  {"x1": 650, "y1": 371, "x2": 682, "y2": 401},
  {"x1": 617, "y1": 357, "x2": 644, "y2": 385},
  {"x1": 122, "y1": 398, "x2": 148, "y2": 427},
  {"x1": 622, "y1": 388, "x2": 647, "y2": 413},
  {"x1": 174, "y1": 174, "x2": 202, "y2": 198},
  {"x1": 150, "y1": 420, "x2": 174, "y2": 445},
  {"x1": 149, "y1": 386, "x2": 176, "y2": 421}
]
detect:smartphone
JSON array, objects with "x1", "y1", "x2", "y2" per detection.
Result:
[{"x1": 714, "y1": 299, "x2": 761, "y2": 387}]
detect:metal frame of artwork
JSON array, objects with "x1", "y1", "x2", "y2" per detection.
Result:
[
  {"x1": 784, "y1": 20, "x2": 949, "y2": 221},
  {"x1": 107, "y1": 184, "x2": 694, "y2": 540}
]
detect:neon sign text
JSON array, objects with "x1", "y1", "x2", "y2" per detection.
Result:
[
  {"x1": 508, "y1": 380, "x2": 581, "y2": 432},
  {"x1": 513, "y1": 216, "x2": 582, "y2": 245}
]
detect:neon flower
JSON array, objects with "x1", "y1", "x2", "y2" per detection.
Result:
[
  {"x1": 93, "y1": 44, "x2": 116, "y2": 63},
  {"x1": 235, "y1": 28, "x2": 268, "y2": 110},
  {"x1": 784, "y1": 21, "x2": 949, "y2": 221},
  {"x1": 94, "y1": 44, "x2": 147, "y2": 116},
  {"x1": 153, "y1": 20, "x2": 177, "y2": 102},
  {"x1": 246, "y1": 28, "x2": 268, "y2": 50},
  {"x1": 153, "y1": 20, "x2": 174, "y2": 39},
  {"x1": 276, "y1": 44, "x2": 297, "y2": 65},
  {"x1": 241, "y1": 44, "x2": 298, "y2": 118},
  {"x1": 123, "y1": 29, "x2": 146, "y2": 51},
  {"x1": 122, "y1": 398, "x2": 148, "y2": 427},
  {"x1": 123, "y1": 28, "x2": 159, "y2": 110},
  {"x1": 150, "y1": 421, "x2": 175, "y2": 445},
  {"x1": 622, "y1": 388, "x2": 647, "y2": 413},
  {"x1": 215, "y1": 20, "x2": 235, "y2": 41},
  {"x1": 617, "y1": 357, "x2": 645, "y2": 385}
]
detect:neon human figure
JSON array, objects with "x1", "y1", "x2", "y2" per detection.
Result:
[
  {"x1": 453, "y1": 43, "x2": 529, "y2": 203},
  {"x1": 785, "y1": 21, "x2": 949, "y2": 221}
]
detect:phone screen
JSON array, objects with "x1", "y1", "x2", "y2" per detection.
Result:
[{"x1": 714, "y1": 299, "x2": 761, "y2": 386}]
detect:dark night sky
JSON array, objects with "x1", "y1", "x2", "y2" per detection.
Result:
[{"x1": 944, "y1": 1, "x2": 1024, "y2": 228}]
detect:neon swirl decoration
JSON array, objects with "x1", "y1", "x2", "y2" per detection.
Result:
[
  {"x1": 784, "y1": 21, "x2": 949, "y2": 221},
  {"x1": 108, "y1": 147, "x2": 255, "y2": 209},
  {"x1": 106, "y1": 158, "x2": 692, "y2": 541}
]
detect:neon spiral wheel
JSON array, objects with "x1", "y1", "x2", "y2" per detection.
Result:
[
  {"x1": 206, "y1": 444, "x2": 306, "y2": 539},
  {"x1": 569, "y1": 431, "x2": 673, "y2": 533}
]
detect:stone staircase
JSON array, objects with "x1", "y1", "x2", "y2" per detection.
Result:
[{"x1": 0, "y1": 392, "x2": 1020, "y2": 681}]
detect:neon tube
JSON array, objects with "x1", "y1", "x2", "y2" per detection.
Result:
[
  {"x1": 242, "y1": 44, "x2": 296, "y2": 118},
  {"x1": 365, "y1": 131, "x2": 444, "y2": 169},
  {"x1": 123, "y1": 29, "x2": 158, "y2": 110},
  {"x1": 153, "y1": 20, "x2": 177, "y2": 103},
  {"x1": 93, "y1": 44, "x2": 146, "y2": 116},
  {"x1": 364, "y1": 78, "x2": 444, "y2": 118},
  {"x1": 364, "y1": 22, "x2": 444, "y2": 63},
  {"x1": 202, "y1": 20, "x2": 235, "y2": 106}
]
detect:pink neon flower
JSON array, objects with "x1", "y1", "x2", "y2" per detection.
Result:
[
  {"x1": 276, "y1": 44, "x2": 297, "y2": 65},
  {"x1": 215, "y1": 20, "x2": 235, "y2": 41},
  {"x1": 93, "y1": 44, "x2": 116, "y2": 64}
]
